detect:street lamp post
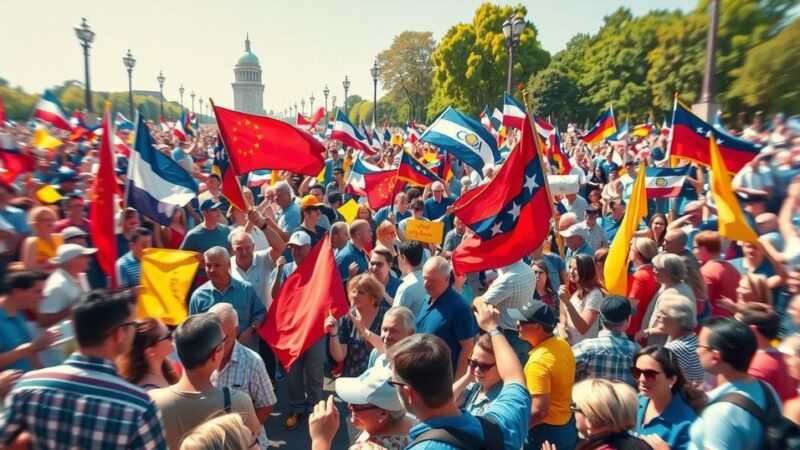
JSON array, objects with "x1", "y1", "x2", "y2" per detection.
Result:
[
  {"x1": 331, "y1": 96, "x2": 337, "y2": 113},
  {"x1": 74, "y1": 18, "x2": 96, "y2": 113},
  {"x1": 198, "y1": 97, "x2": 203, "y2": 123},
  {"x1": 323, "y1": 85, "x2": 330, "y2": 120},
  {"x1": 179, "y1": 84, "x2": 185, "y2": 109},
  {"x1": 294, "y1": 103, "x2": 298, "y2": 119},
  {"x1": 122, "y1": 49, "x2": 136, "y2": 119},
  {"x1": 310, "y1": 93, "x2": 315, "y2": 113},
  {"x1": 191, "y1": 91, "x2": 195, "y2": 114},
  {"x1": 501, "y1": 14, "x2": 525, "y2": 95},
  {"x1": 157, "y1": 70, "x2": 165, "y2": 118},
  {"x1": 694, "y1": 0, "x2": 720, "y2": 123},
  {"x1": 342, "y1": 76, "x2": 351, "y2": 115},
  {"x1": 300, "y1": 99, "x2": 305, "y2": 116},
  {"x1": 370, "y1": 60, "x2": 381, "y2": 126}
]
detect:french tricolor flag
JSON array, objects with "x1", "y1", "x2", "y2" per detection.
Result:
[
  {"x1": 502, "y1": 93, "x2": 526, "y2": 129},
  {"x1": 33, "y1": 90, "x2": 72, "y2": 132},
  {"x1": 331, "y1": 110, "x2": 375, "y2": 154},
  {"x1": 645, "y1": 166, "x2": 690, "y2": 198}
]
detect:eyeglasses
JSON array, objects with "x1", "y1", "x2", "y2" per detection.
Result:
[
  {"x1": 631, "y1": 367, "x2": 662, "y2": 381},
  {"x1": 153, "y1": 330, "x2": 174, "y2": 345},
  {"x1": 697, "y1": 344, "x2": 716, "y2": 352},
  {"x1": 117, "y1": 320, "x2": 138, "y2": 331},
  {"x1": 467, "y1": 359, "x2": 496, "y2": 372},
  {"x1": 569, "y1": 402, "x2": 583, "y2": 414},
  {"x1": 387, "y1": 380, "x2": 408, "y2": 389},
  {"x1": 348, "y1": 403, "x2": 379, "y2": 412}
]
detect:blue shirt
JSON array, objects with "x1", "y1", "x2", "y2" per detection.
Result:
[
  {"x1": 180, "y1": 224, "x2": 232, "y2": 277},
  {"x1": 0, "y1": 206, "x2": 30, "y2": 234},
  {"x1": 539, "y1": 253, "x2": 565, "y2": 294},
  {"x1": 386, "y1": 274, "x2": 402, "y2": 300},
  {"x1": 335, "y1": 242, "x2": 369, "y2": 285},
  {"x1": 408, "y1": 382, "x2": 530, "y2": 450},
  {"x1": 0, "y1": 306, "x2": 33, "y2": 372},
  {"x1": 566, "y1": 242, "x2": 594, "y2": 260},
  {"x1": 461, "y1": 381, "x2": 503, "y2": 417},
  {"x1": 424, "y1": 197, "x2": 454, "y2": 232},
  {"x1": 602, "y1": 216, "x2": 622, "y2": 243},
  {"x1": 373, "y1": 206, "x2": 411, "y2": 226},
  {"x1": 189, "y1": 278, "x2": 266, "y2": 331},
  {"x1": 637, "y1": 394, "x2": 697, "y2": 450},
  {"x1": 115, "y1": 251, "x2": 141, "y2": 288},
  {"x1": 277, "y1": 202, "x2": 301, "y2": 234},
  {"x1": 416, "y1": 286, "x2": 476, "y2": 374}
]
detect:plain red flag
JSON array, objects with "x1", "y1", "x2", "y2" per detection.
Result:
[
  {"x1": 258, "y1": 233, "x2": 349, "y2": 371},
  {"x1": 89, "y1": 102, "x2": 119, "y2": 287},
  {"x1": 213, "y1": 104, "x2": 325, "y2": 176}
]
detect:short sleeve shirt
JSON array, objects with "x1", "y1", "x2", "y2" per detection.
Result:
[
  {"x1": 0, "y1": 306, "x2": 33, "y2": 371},
  {"x1": 337, "y1": 305, "x2": 387, "y2": 377},
  {"x1": 415, "y1": 286, "x2": 476, "y2": 374},
  {"x1": 524, "y1": 335, "x2": 575, "y2": 426},
  {"x1": 565, "y1": 288, "x2": 603, "y2": 345}
]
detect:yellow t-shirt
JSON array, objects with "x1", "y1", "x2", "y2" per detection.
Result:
[{"x1": 524, "y1": 335, "x2": 575, "y2": 426}]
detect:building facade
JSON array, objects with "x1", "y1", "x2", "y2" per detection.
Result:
[{"x1": 232, "y1": 34, "x2": 265, "y2": 115}]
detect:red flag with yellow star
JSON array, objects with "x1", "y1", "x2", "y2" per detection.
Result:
[
  {"x1": 89, "y1": 102, "x2": 120, "y2": 286},
  {"x1": 212, "y1": 104, "x2": 325, "y2": 176}
]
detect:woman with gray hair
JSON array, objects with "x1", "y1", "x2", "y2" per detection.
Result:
[
  {"x1": 638, "y1": 253, "x2": 696, "y2": 346},
  {"x1": 645, "y1": 295, "x2": 708, "y2": 386}
]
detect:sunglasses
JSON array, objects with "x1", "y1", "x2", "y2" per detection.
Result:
[
  {"x1": 467, "y1": 359, "x2": 496, "y2": 372},
  {"x1": 152, "y1": 330, "x2": 174, "y2": 345},
  {"x1": 569, "y1": 402, "x2": 583, "y2": 414},
  {"x1": 631, "y1": 367, "x2": 662, "y2": 381},
  {"x1": 387, "y1": 380, "x2": 408, "y2": 389},
  {"x1": 348, "y1": 403, "x2": 379, "y2": 412}
]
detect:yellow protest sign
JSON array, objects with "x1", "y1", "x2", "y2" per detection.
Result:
[
  {"x1": 138, "y1": 248, "x2": 200, "y2": 326},
  {"x1": 337, "y1": 199, "x2": 359, "y2": 224},
  {"x1": 36, "y1": 185, "x2": 63, "y2": 204},
  {"x1": 405, "y1": 219, "x2": 445, "y2": 245}
]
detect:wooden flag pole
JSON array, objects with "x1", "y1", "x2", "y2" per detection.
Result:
[{"x1": 521, "y1": 89, "x2": 565, "y2": 258}]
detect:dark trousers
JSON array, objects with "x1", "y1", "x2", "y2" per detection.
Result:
[{"x1": 525, "y1": 414, "x2": 577, "y2": 450}]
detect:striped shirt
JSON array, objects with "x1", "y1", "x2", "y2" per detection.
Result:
[
  {"x1": 0, "y1": 354, "x2": 166, "y2": 450},
  {"x1": 573, "y1": 330, "x2": 641, "y2": 387},
  {"x1": 211, "y1": 341, "x2": 275, "y2": 449},
  {"x1": 115, "y1": 251, "x2": 142, "y2": 288},
  {"x1": 665, "y1": 333, "x2": 706, "y2": 385}
]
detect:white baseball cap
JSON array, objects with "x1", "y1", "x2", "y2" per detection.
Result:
[
  {"x1": 49, "y1": 243, "x2": 97, "y2": 265},
  {"x1": 335, "y1": 366, "x2": 404, "y2": 412},
  {"x1": 559, "y1": 224, "x2": 588, "y2": 240},
  {"x1": 287, "y1": 231, "x2": 311, "y2": 247}
]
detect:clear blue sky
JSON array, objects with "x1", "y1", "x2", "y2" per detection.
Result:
[{"x1": 0, "y1": 0, "x2": 697, "y2": 116}]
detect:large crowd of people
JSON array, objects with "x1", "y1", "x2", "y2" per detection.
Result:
[{"x1": 0, "y1": 110, "x2": 798, "y2": 450}]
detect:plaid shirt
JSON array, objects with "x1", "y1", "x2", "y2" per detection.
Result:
[
  {"x1": 0, "y1": 354, "x2": 166, "y2": 450},
  {"x1": 572, "y1": 330, "x2": 640, "y2": 387},
  {"x1": 211, "y1": 341, "x2": 274, "y2": 450},
  {"x1": 482, "y1": 260, "x2": 536, "y2": 330}
]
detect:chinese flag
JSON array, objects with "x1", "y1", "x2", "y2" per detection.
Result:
[
  {"x1": 213, "y1": 104, "x2": 325, "y2": 176},
  {"x1": 258, "y1": 233, "x2": 349, "y2": 371},
  {"x1": 89, "y1": 102, "x2": 119, "y2": 287}
]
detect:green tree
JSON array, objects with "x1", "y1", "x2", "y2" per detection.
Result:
[
  {"x1": 526, "y1": 67, "x2": 585, "y2": 123},
  {"x1": 730, "y1": 18, "x2": 800, "y2": 113},
  {"x1": 377, "y1": 31, "x2": 436, "y2": 124},
  {"x1": 0, "y1": 85, "x2": 37, "y2": 120},
  {"x1": 428, "y1": 2, "x2": 550, "y2": 119}
]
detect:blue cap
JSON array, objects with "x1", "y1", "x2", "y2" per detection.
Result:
[{"x1": 200, "y1": 199, "x2": 222, "y2": 211}]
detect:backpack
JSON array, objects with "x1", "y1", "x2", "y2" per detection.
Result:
[
  {"x1": 410, "y1": 415, "x2": 505, "y2": 450},
  {"x1": 715, "y1": 380, "x2": 800, "y2": 450}
]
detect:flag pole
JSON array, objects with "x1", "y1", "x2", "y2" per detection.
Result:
[
  {"x1": 208, "y1": 98, "x2": 252, "y2": 210},
  {"x1": 522, "y1": 89, "x2": 565, "y2": 258}
]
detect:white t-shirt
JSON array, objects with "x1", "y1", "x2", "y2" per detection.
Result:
[
  {"x1": 39, "y1": 269, "x2": 90, "y2": 366},
  {"x1": 565, "y1": 288, "x2": 603, "y2": 346}
]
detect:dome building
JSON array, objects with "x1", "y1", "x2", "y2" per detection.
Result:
[{"x1": 232, "y1": 34, "x2": 265, "y2": 115}]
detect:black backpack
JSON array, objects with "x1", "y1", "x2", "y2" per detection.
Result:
[
  {"x1": 410, "y1": 415, "x2": 505, "y2": 450},
  {"x1": 715, "y1": 380, "x2": 800, "y2": 450}
]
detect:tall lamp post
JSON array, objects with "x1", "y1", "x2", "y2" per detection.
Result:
[
  {"x1": 342, "y1": 76, "x2": 351, "y2": 115},
  {"x1": 198, "y1": 97, "x2": 203, "y2": 122},
  {"x1": 157, "y1": 70, "x2": 165, "y2": 118},
  {"x1": 694, "y1": 0, "x2": 720, "y2": 123},
  {"x1": 370, "y1": 60, "x2": 381, "y2": 126},
  {"x1": 501, "y1": 13, "x2": 525, "y2": 94},
  {"x1": 179, "y1": 84, "x2": 185, "y2": 109},
  {"x1": 331, "y1": 96, "x2": 337, "y2": 113},
  {"x1": 190, "y1": 91, "x2": 195, "y2": 114},
  {"x1": 294, "y1": 103, "x2": 298, "y2": 118},
  {"x1": 74, "y1": 18, "x2": 96, "y2": 114},
  {"x1": 323, "y1": 85, "x2": 330, "y2": 118},
  {"x1": 301, "y1": 99, "x2": 306, "y2": 115},
  {"x1": 309, "y1": 93, "x2": 315, "y2": 113},
  {"x1": 122, "y1": 49, "x2": 136, "y2": 118}
]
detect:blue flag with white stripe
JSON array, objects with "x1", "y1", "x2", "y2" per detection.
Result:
[
  {"x1": 419, "y1": 106, "x2": 500, "y2": 172},
  {"x1": 127, "y1": 114, "x2": 199, "y2": 226}
]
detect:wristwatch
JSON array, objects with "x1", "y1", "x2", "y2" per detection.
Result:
[{"x1": 488, "y1": 327, "x2": 503, "y2": 338}]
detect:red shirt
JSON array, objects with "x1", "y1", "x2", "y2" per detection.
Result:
[
  {"x1": 627, "y1": 265, "x2": 659, "y2": 335},
  {"x1": 749, "y1": 348, "x2": 797, "y2": 401},
  {"x1": 701, "y1": 260, "x2": 740, "y2": 318}
]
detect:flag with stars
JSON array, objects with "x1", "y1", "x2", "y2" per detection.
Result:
[
  {"x1": 89, "y1": 101, "x2": 120, "y2": 287},
  {"x1": 211, "y1": 138, "x2": 247, "y2": 211},
  {"x1": 670, "y1": 98, "x2": 761, "y2": 173},
  {"x1": 452, "y1": 114, "x2": 552, "y2": 275},
  {"x1": 396, "y1": 150, "x2": 443, "y2": 187},
  {"x1": 581, "y1": 106, "x2": 617, "y2": 145},
  {"x1": 213, "y1": 104, "x2": 326, "y2": 176}
]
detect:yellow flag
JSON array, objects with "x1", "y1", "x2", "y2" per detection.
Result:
[
  {"x1": 33, "y1": 128, "x2": 63, "y2": 150},
  {"x1": 316, "y1": 166, "x2": 327, "y2": 183},
  {"x1": 337, "y1": 199, "x2": 360, "y2": 224},
  {"x1": 36, "y1": 185, "x2": 63, "y2": 204},
  {"x1": 138, "y1": 248, "x2": 200, "y2": 326},
  {"x1": 605, "y1": 163, "x2": 648, "y2": 295},
  {"x1": 709, "y1": 136, "x2": 759, "y2": 243}
]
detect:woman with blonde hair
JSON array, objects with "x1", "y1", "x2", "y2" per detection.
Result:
[
  {"x1": 20, "y1": 206, "x2": 62, "y2": 272},
  {"x1": 719, "y1": 273, "x2": 773, "y2": 314},
  {"x1": 178, "y1": 413, "x2": 257, "y2": 450},
  {"x1": 546, "y1": 378, "x2": 650, "y2": 450},
  {"x1": 325, "y1": 273, "x2": 388, "y2": 377}
]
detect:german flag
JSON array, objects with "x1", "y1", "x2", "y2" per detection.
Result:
[
  {"x1": 581, "y1": 106, "x2": 617, "y2": 145},
  {"x1": 396, "y1": 150, "x2": 443, "y2": 187}
]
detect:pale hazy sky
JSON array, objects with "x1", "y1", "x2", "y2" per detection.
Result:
[{"x1": 1, "y1": 0, "x2": 696, "y2": 116}]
